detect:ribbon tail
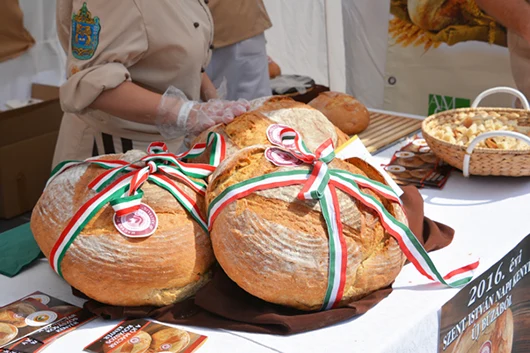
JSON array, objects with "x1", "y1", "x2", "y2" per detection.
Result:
[
  {"x1": 320, "y1": 185, "x2": 347, "y2": 311},
  {"x1": 330, "y1": 177, "x2": 478, "y2": 288}
]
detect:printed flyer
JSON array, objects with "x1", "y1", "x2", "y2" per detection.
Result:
[
  {"x1": 439, "y1": 234, "x2": 530, "y2": 352},
  {"x1": 84, "y1": 319, "x2": 207, "y2": 353},
  {"x1": 0, "y1": 292, "x2": 95, "y2": 352}
]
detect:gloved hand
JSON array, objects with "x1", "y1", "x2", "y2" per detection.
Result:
[{"x1": 156, "y1": 86, "x2": 249, "y2": 140}]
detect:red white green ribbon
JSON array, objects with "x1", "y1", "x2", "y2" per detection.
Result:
[
  {"x1": 208, "y1": 125, "x2": 479, "y2": 310},
  {"x1": 47, "y1": 134, "x2": 225, "y2": 277}
]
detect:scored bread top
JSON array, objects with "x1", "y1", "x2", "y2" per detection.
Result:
[
  {"x1": 191, "y1": 97, "x2": 347, "y2": 164},
  {"x1": 31, "y1": 150, "x2": 214, "y2": 307},
  {"x1": 207, "y1": 145, "x2": 407, "y2": 310}
]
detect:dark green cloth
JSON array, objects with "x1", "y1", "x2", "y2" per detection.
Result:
[{"x1": 0, "y1": 222, "x2": 43, "y2": 277}]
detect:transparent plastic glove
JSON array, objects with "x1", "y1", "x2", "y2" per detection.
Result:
[
  {"x1": 156, "y1": 86, "x2": 249, "y2": 140},
  {"x1": 216, "y1": 77, "x2": 228, "y2": 100}
]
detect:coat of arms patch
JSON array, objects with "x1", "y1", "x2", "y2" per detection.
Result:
[{"x1": 71, "y1": 2, "x2": 100, "y2": 60}]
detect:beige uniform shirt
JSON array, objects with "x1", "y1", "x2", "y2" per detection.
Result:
[
  {"x1": 208, "y1": 0, "x2": 272, "y2": 48},
  {"x1": 56, "y1": 0, "x2": 213, "y2": 142},
  {"x1": 508, "y1": 30, "x2": 530, "y2": 101}
]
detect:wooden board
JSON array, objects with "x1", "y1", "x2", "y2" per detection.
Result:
[{"x1": 357, "y1": 111, "x2": 423, "y2": 153}]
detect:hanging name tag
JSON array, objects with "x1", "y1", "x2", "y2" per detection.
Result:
[{"x1": 113, "y1": 204, "x2": 158, "y2": 238}]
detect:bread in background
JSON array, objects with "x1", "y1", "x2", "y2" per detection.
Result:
[{"x1": 308, "y1": 92, "x2": 370, "y2": 135}]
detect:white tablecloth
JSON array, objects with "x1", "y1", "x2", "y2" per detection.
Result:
[{"x1": 1, "y1": 118, "x2": 529, "y2": 353}]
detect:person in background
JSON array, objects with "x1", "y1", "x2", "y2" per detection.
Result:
[
  {"x1": 206, "y1": 0, "x2": 273, "y2": 101},
  {"x1": 475, "y1": 0, "x2": 530, "y2": 102},
  {"x1": 52, "y1": 0, "x2": 248, "y2": 167}
]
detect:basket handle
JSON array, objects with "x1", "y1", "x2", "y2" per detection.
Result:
[
  {"x1": 463, "y1": 131, "x2": 530, "y2": 177},
  {"x1": 472, "y1": 87, "x2": 530, "y2": 110}
]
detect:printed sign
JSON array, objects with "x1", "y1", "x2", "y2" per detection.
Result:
[
  {"x1": 384, "y1": 0, "x2": 515, "y2": 116},
  {"x1": 439, "y1": 234, "x2": 530, "y2": 352},
  {"x1": 428, "y1": 94, "x2": 471, "y2": 116},
  {"x1": 385, "y1": 136, "x2": 452, "y2": 189},
  {"x1": 84, "y1": 319, "x2": 207, "y2": 353}
]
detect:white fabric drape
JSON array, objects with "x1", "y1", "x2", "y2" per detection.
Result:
[{"x1": 0, "y1": 0, "x2": 66, "y2": 107}]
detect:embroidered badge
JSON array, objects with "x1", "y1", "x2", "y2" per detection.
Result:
[{"x1": 71, "y1": 2, "x2": 100, "y2": 60}]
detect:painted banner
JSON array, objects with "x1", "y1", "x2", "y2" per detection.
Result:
[{"x1": 384, "y1": 0, "x2": 517, "y2": 116}]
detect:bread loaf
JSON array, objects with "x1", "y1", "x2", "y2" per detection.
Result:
[
  {"x1": 206, "y1": 145, "x2": 408, "y2": 311},
  {"x1": 308, "y1": 92, "x2": 370, "y2": 135},
  {"x1": 268, "y1": 56, "x2": 281, "y2": 79},
  {"x1": 192, "y1": 97, "x2": 350, "y2": 164},
  {"x1": 31, "y1": 150, "x2": 214, "y2": 307}
]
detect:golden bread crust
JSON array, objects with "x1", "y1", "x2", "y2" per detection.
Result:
[
  {"x1": 207, "y1": 146, "x2": 407, "y2": 310},
  {"x1": 31, "y1": 153, "x2": 214, "y2": 307},
  {"x1": 309, "y1": 92, "x2": 370, "y2": 135}
]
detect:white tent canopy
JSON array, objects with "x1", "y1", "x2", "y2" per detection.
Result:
[
  {"x1": 0, "y1": 0, "x2": 515, "y2": 113},
  {"x1": 1, "y1": 0, "x2": 392, "y2": 109}
]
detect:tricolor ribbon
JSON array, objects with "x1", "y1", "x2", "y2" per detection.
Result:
[
  {"x1": 207, "y1": 125, "x2": 479, "y2": 310},
  {"x1": 47, "y1": 133, "x2": 225, "y2": 277}
]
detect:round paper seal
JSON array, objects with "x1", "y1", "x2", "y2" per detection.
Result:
[
  {"x1": 266, "y1": 124, "x2": 295, "y2": 148},
  {"x1": 479, "y1": 341, "x2": 492, "y2": 353},
  {"x1": 113, "y1": 203, "x2": 158, "y2": 238},
  {"x1": 385, "y1": 165, "x2": 406, "y2": 173},
  {"x1": 395, "y1": 151, "x2": 415, "y2": 159},
  {"x1": 25, "y1": 311, "x2": 58, "y2": 327},
  {"x1": 24, "y1": 294, "x2": 50, "y2": 305},
  {"x1": 129, "y1": 337, "x2": 141, "y2": 344},
  {"x1": 265, "y1": 148, "x2": 303, "y2": 167},
  {"x1": 161, "y1": 343, "x2": 172, "y2": 350}
]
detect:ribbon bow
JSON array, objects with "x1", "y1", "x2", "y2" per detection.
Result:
[
  {"x1": 266, "y1": 125, "x2": 336, "y2": 201},
  {"x1": 47, "y1": 133, "x2": 225, "y2": 277},
  {"x1": 208, "y1": 124, "x2": 478, "y2": 311}
]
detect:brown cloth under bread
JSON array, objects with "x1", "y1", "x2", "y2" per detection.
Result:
[{"x1": 73, "y1": 185, "x2": 454, "y2": 335}]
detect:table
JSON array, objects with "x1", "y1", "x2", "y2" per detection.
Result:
[{"x1": 1, "y1": 123, "x2": 529, "y2": 353}]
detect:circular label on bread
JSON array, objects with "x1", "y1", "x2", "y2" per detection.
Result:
[
  {"x1": 25, "y1": 311, "x2": 58, "y2": 326},
  {"x1": 265, "y1": 148, "x2": 303, "y2": 167},
  {"x1": 266, "y1": 124, "x2": 295, "y2": 148},
  {"x1": 479, "y1": 340, "x2": 492, "y2": 353},
  {"x1": 129, "y1": 337, "x2": 141, "y2": 344},
  {"x1": 113, "y1": 203, "x2": 158, "y2": 238}
]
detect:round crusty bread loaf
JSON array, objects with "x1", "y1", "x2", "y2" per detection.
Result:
[
  {"x1": 31, "y1": 150, "x2": 214, "y2": 307},
  {"x1": 206, "y1": 145, "x2": 408, "y2": 311},
  {"x1": 191, "y1": 97, "x2": 350, "y2": 164},
  {"x1": 308, "y1": 91, "x2": 370, "y2": 135}
]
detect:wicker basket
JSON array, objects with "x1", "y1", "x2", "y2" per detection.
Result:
[{"x1": 421, "y1": 87, "x2": 530, "y2": 177}]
